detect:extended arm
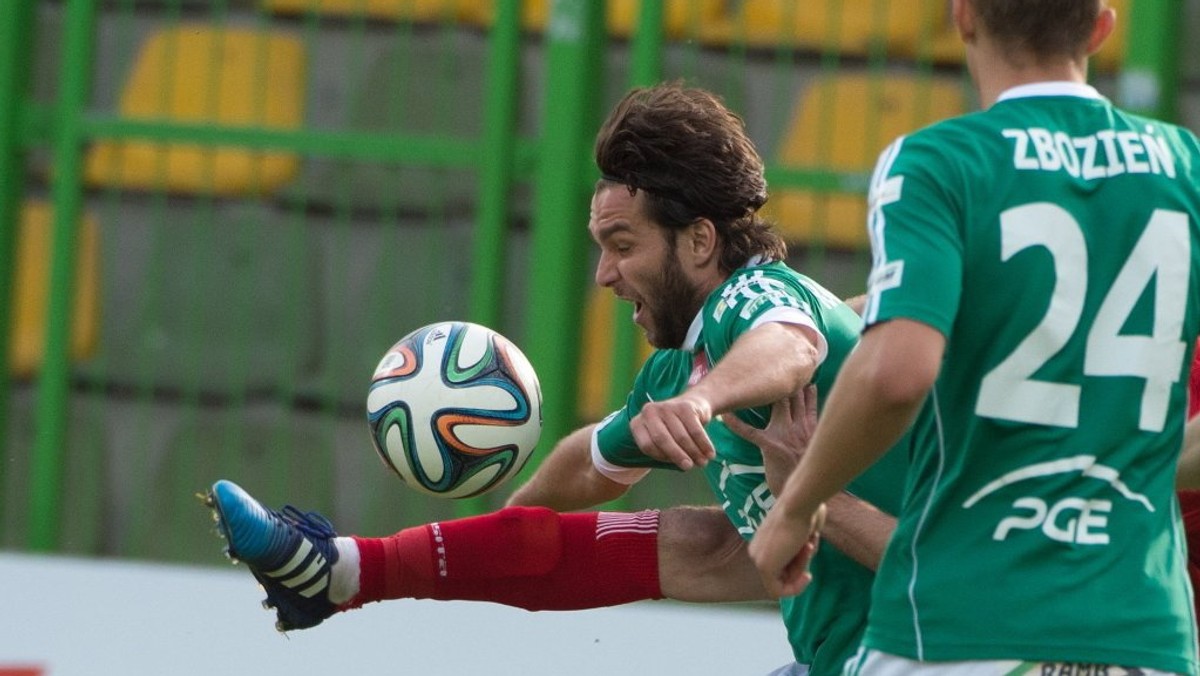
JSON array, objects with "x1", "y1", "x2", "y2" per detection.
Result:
[
  {"x1": 750, "y1": 319, "x2": 944, "y2": 596},
  {"x1": 507, "y1": 424, "x2": 630, "y2": 511},
  {"x1": 821, "y1": 493, "x2": 895, "y2": 571},
  {"x1": 633, "y1": 322, "x2": 821, "y2": 470}
]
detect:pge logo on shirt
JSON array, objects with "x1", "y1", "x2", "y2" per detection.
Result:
[{"x1": 962, "y1": 455, "x2": 1155, "y2": 545}]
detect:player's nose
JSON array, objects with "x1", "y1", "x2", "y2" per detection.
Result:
[{"x1": 594, "y1": 251, "x2": 618, "y2": 287}]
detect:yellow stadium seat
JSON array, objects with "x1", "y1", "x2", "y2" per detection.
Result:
[
  {"x1": 577, "y1": 287, "x2": 653, "y2": 422},
  {"x1": 263, "y1": 0, "x2": 459, "y2": 22},
  {"x1": 606, "y1": 0, "x2": 723, "y2": 38},
  {"x1": 84, "y1": 26, "x2": 306, "y2": 196},
  {"x1": 700, "y1": 0, "x2": 947, "y2": 56},
  {"x1": 765, "y1": 74, "x2": 967, "y2": 250},
  {"x1": 10, "y1": 201, "x2": 100, "y2": 378},
  {"x1": 460, "y1": 0, "x2": 722, "y2": 38}
]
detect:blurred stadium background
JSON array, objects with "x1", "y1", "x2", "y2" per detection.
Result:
[{"x1": 0, "y1": 0, "x2": 1197, "y2": 638}]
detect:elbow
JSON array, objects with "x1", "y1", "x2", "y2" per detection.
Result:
[
  {"x1": 855, "y1": 319, "x2": 943, "y2": 408},
  {"x1": 870, "y1": 361, "x2": 938, "y2": 408},
  {"x1": 778, "y1": 325, "x2": 822, "y2": 388},
  {"x1": 857, "y1": 347, "x2": 939, "y2": 409}
]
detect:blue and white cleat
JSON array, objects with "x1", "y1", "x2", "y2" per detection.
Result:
[{"x1": 205, "y1": 479, "x2": 339, "y2": 632}]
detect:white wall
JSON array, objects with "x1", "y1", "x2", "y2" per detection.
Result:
[{"x1": 1, "y1": 553, "x2": 793, "y2": 676}]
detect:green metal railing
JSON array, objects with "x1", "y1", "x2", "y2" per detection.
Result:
[
  {"x1": 28, "y1": 0, "x2": 96, "y2": 551},
  {"x1": 0, "y1": 0, "x2": 35, "y2": 534},
  {"x1": 1, "y1": 0, "x2": 1187, "y2": 556}
]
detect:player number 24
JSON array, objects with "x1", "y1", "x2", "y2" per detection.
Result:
[{"x1": 976, "y1": 203, "x2": 1190, "y2": 432}]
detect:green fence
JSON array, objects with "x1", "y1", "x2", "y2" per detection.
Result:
[{"x1": 0, "y1": 0, "x2": 1189, "y2": 563}]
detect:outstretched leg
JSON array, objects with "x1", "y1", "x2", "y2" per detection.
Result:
[{"x1": 206, "y1": 480, "x2": 667, "y2": 631}]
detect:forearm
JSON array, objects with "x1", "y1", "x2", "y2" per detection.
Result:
[
  {"x1": 507, "y1": 425, "x2": 630, "y2": 511},
  {"x1": 690, "y1": 322, "x2": 818, "y2": 414},
  {"x1": 774, "y1": 321, "x2": 939, "y2": 521},
  {"x1": 820, "y1": 492, "x2": 896, "y2": 571},
  {"x1": 776, "y1": 375, "x2": 920, "y2": 521}
]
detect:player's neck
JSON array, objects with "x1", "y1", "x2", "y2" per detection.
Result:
[{"x1": 969, "y1": 42, "x2": 1089, "y2": 109}]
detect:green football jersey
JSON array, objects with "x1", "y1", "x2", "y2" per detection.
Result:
[
  {"x1": 861, "y1": 83, "x2": 1200, "y2": 674},
  {"x1": 593, "y1": 260, "x2": 909, "y2": 674}
]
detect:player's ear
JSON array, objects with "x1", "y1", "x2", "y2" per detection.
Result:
[
  {"x1": 684, "y1": 218, "x2": 719, "y2": 267},
  {"x1": 1085, "y1": 6, "x2": 1116, "y2": 56},
  {"x1": 952, "y1": 0, "x2": 976, "y2": 43}
]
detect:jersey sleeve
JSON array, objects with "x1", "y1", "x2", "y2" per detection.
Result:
[
  {"x1": 703, "y1": 268, "x2": 831, "y2": 365},
  {"x1": 590, "y1": 351, "x2": 690, "y2": 484},
  {"x1": 861, "y1": 132, "x2": 964, "y2": 337}
]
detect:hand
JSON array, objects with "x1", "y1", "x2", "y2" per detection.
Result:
[
  {"x1": 630, "y1": 393, "x2": 716, "y2": 470},
  {"x1": 749, "y1": 501, "x2": 827, "y2": 598},
  {"x1": 723, "y1": 385, "x2": 818, "y2": 496}
]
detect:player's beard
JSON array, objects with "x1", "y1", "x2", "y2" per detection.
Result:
[{"x1": 642, "y1": 251, "x2": 705, "y2": 349}]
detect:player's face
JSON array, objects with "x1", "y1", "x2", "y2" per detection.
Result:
[{"x1": 589, "y1": 186, "x2": 706, "y2": 348}]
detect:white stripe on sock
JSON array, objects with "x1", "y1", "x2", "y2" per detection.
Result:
[{"x1": 596, "y1": 511, "x2": 659, "y2": 539}]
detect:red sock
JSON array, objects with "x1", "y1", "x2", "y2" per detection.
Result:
[{"x1": 348, "y1": 507, "x2": 662, "y2": 611}]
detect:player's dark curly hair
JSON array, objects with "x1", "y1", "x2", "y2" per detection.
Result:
[
  {"x1": 594, "y1": 82, "x2": 786, "y2": 274},
  {"x1": 972, "y1": 0, "x2": 1102, "y2": 61}
]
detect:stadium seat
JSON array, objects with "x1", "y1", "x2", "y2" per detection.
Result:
[
  {"x1": 577, "y1": 286, "x2": 653, "y2": 423},
  {"x1": 9, "y1": 201, "x2": 100, "y2": 379},
  {"x1": 699, "y1": 0, "x2": 947, "y2": 56},
  {"x1": 69, "y1": 201, "x2": 323, "y2": 397},
  {"x1": 278, "y1": 32, "x2": 488, "y2": 217},
  {"x1": 460, "y1": 0, "x2": 722, "y2": 39},
  {"x1": 262, "y1": 0, "x2": 459, "y2": 22},
  {"x1": 765, "y1": 73, "x2": 967, "y2": 250},
  {"x1": 84, "y1": 26, "x2": 306, "y2": 196}
]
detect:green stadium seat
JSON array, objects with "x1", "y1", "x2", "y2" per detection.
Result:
[
  {"x1": 764, "y1": 73, "x2": 968, "y2": 250},
  {"x1": 84, "y1": 26, "x2": 307, "y2": 196},
  {"x1": 9, "y1": 200, "x2": 100, "y2": 379}
]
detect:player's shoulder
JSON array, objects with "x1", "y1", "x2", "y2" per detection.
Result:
[
  {"x1": 890, "y1": 110, "x2": 992, "y2": 160},
  {"x1": 710, "y1": 259, "x2": 847, "y2": 324},
  {"x1": 712, "y1": 260, "x2": 818, "y2": 304},
  {"x1": 873, "y1": 109, "x2": 1001, "y2": 193},
  {"x1": 1137, "y1": 114, "x2": 1200, "y2": 159}
]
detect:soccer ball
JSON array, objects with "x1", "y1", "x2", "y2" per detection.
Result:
[{"x1": 366, "y1": 321, "x2": 543, "y2": 499}]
